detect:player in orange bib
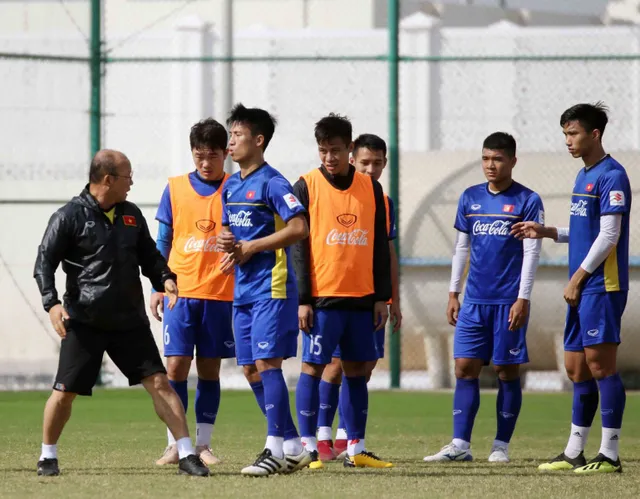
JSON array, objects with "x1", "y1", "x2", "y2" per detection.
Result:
[
  {"x1": 315, "y1": 133, "x2": 403, "y2": 461},
  {"x1": 151, "y1": 119, "x2": 234, "y2": 467},
  {"x1": 292, "y1": 114, "x2": 393, "y2": 469}
]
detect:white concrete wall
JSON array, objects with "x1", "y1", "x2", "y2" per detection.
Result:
[{"x1": 2, "y1": 21, "x2": 639, "y2": 206}]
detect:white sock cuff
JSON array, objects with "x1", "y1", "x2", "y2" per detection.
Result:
[
  {"x1": 40, "y1": 444, "x2": 57, "y2": 460},
  {"x1": 317, "y1": 426, "x2": 333, "y2": 442},
  {"x1": 176, "y1": 437, "x2": 194, "y2": 459},
  {"x1": 452, "y1": 438, "x2": 470, "y2": 450}
]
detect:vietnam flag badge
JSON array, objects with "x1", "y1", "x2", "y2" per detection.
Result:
[{"x1": 123, "y1": 215, "x2": 137, "y2": 227}]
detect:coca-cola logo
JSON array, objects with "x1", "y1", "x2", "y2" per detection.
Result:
[
  {"x1": 336, "y1": 213, "x2": 357, "y2": 228},
  {"x1": 228, "y1": 210, "x2": 253, "y2": 227},
  {"x1": 196, "y1": 219, "x2": 216, "y2": 233},
  {"x1": 570, "y1": 199, "x2": 588, "y2": 217},
  {"x1": 184, "y1": 236, "x2": 220, "y2": 253},
  {"x1": 472, "y1": 220, "x2": 512, "y2": 236},
  {"x1": 326, "y1": 228, "x2": 369, "y2": 246}
]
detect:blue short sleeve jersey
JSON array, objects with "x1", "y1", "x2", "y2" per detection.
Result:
[
  {"x1": 454, "y1": 182, "x2": 544, "y2": 305},
  {"x1": 569, "y1": 155, "x2": 631, "y2": 294},
  {"x1": 222, "y1": 163, "x2": 306, "y2": 305}
]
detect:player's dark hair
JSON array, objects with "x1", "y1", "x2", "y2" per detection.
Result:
[
  {"x1": 226, "y1": 103, "x2": 277, "y2": 151},
  {"x1": 482, "y1": 132, "x2": 516, "y2": 158},
  {"x1": 89, "y1": 151, "x2": 120, "y2": 183},
  {"x1": 314, "y1": 113, "x2": 352, "y2": 146},
  {"x1": 190, "y1": 118, "x2": 228, "y2": 152},
  {"x1": 353, "y1": 133, "x2": 387, "y2": 156},
  {"x1": 560, "y1": 102, "x2": 609, "y2": 138}
]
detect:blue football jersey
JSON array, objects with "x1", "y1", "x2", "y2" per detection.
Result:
[
  {"x1": 455, "y1": 182, "x2": 544, "y2": 304},
  {"x1": 222, "y1": 163, "x2": 306, "y2": 305},
  {"x1": 569, "y1": 155, "x2": 631, "y2": 294}
]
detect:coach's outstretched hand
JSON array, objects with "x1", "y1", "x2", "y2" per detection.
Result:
[
  {"x1": 49, "y1": 304, "x2": 70, "y2": 339},
  {"x1": 446, "y1": 294, "x2": 460, "y2": 326},
  {"x1": 511, "y1": 221, "x2": 547, "y2": 240},
  {"x1": 373, "y1": 301, "x2": 389, "y2": 332},
  {"x1": 508, "y1": 298, "x2": 529, "y2": 331},
  {"x1": 164, "y1": 279, "x2": 178, "y2": 310},
  {"x1": 150, "y1": 291, "x2": 165, "y2": 321}
]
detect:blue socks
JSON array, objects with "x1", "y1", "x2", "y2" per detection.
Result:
[
  {"x1": 251, "y1": 378, "x2": 299, "y2": 441},
  {"x1": 195, "y1": 379, "x2": 220, "y2": 425},
  {"x1": 572, "y1": 379, "x2": 599, "y2": 427},
  {"x1": 452, "y1": 378, "x2": 480, "y2": 443},
  {"x1": 169, "y1": 379, "x2": 188, "y2": 412},
  {"x1": 495, "y1": 378, "x2": 522, "y2": 443},
  {"x1": 342, "y1": 376, "x2": 368, "y2": 440},
  {"x1": 338, "y1": 386, "x2": 346, "y2": 431},
  {"x1": 598, "y1": 373, "x2": 626, "y2": 429},
  {"x1": 295, "y1": 373, "x2": 321, "y2": 438},
  {"x1": 260, "y1": 368, "x2": 290, "y2": 438},
  {"x1": 250, "y1": 380, "x2": 267, "y2": 416},
  {"x1": 317, "y1": 380, "x2": 341, "y2": 429}
]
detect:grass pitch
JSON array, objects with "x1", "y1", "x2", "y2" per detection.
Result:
[{"x1": 0, "y1": 389, "x2": 638, "y2": 498}]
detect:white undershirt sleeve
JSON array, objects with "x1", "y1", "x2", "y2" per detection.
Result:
[
  {"x1": 449, "y1": 231, "x2": 470, "y2": 293},
  {"x1": 555, "y1": 227, "x2": 570, "y2": 244},
  {"x1": 518, "y1": 238, "x2": 542, "y2": 300},
  {"x1": 580, "y1": 214, "x2": 622, "y2": 274}
]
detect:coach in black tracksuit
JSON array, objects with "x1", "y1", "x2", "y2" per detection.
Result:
[{"x1": 33, "y1": 149, "x2": 208, "y2": 478}]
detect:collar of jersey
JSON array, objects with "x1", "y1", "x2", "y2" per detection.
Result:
[
  {"x1": 484, "y1": 180, "x2": 515, "y2": 197},
  {"x1": 584, "y1": 154, "x2": 610, "y2": 172},
  {"x1": 239, "y1": 162, "x2": 268, "y2": 181}
]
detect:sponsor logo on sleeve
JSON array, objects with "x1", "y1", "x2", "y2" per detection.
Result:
[
  {"x1": 610, "y1": 191, "x2": 625, "y2": 207},
  {"x1": 283, "y1": 193, "x2": 302, "y2": 209}
]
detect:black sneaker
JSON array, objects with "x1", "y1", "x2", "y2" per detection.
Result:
[
  {"x1": 538, "y1": 451, "x2": 587, "y2": 471},
  {"x1": 178, "y1": 454, "x2": 210, "y2": 477},
  {"x1": 37, "y1": 458, "x2": 60, "y2": 476}
]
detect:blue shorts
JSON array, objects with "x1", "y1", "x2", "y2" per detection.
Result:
[
  {"x1": 233, "y1": 299, "x2": 299, "y2": 365},
  {"x1": 162, "y1": 297, "x2": 235, "y2": 359},
  {"x1": 564, "y1": 291, "x2": 627, "y2": 352},
  {"x1": 454, "y1": 302, "x2": 529, "y2": 365},
  {"x1": 332, "y1": 328, "x2": 385, "y2": 360},
  {"x1": 303, "y1": 309, "x2": 378, "y2": 365}
]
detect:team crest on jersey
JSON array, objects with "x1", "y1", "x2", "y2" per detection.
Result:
[
  {"x1": 502, "y1": 204, "x2": 515, "y2": 213},
  {"x1": 586, "y1": 183, "x2": 594, "y2": 192},
  {"x1": 336, "y1": 213, "x2": 358, "y2": 228},
  {"x1": 246, "y1": 190, "x2": 256, "y2": 200},
  {"x1": 195, "y1": 219, "x2": 216, "y2": 233}
]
